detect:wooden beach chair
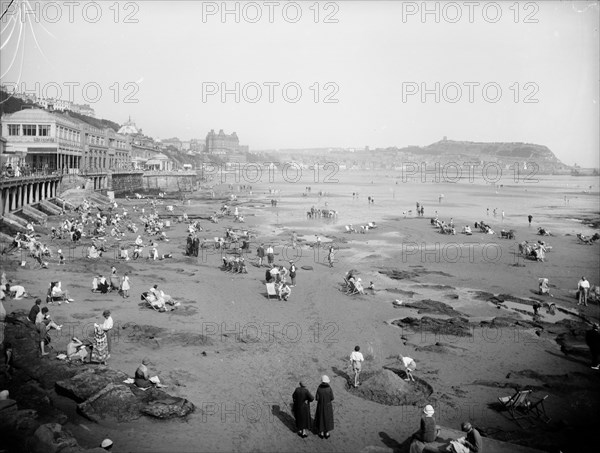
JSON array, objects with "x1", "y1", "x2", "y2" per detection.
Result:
[
  {"x1": 497, "y1": 389, "x2": 533, "y2": 427},
  {"x1": 265, "y1": 283, "x2": 277, "y2": 300},
  {"x1": 528, "y1": 394, "x2": 551, "y2": 424}
]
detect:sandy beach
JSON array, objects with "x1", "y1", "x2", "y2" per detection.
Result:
[{"x1": 1, "y1": 171, "x2": 599, "y2": 453}]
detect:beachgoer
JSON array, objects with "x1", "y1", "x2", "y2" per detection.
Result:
[
  {"x1": 35, "y1": 307, "x2": 62, "y2": 356},
  {"x1": 538, "y1": 278, "x2": 550, "y2": 296},
  {"x1": 269, "y1": 265, "x2": 280, "y2": 283},
  {"x1": 349, "y1": 346, "x2": 364, "y2": 388},
  {"x1": 102, "y1": 310, "x2": 113, "y2": 354},
  {"x1": 528, "y1": 214, "x2": 532, "y2": 226},
  {"x1": 257, "y1": 244, "x2": 265, "y2": 266},
  {"x1": 121, "y1": 273, "x2": 130, "y2": 298},
  {"x1": 91, "y1": 323, "x2": 109, "y2": 364},
  {"x1": 409, "y1": 404, "x2": 440, "y2": 453},
  {"x1": 289, "y1": 261, "x2": 297, "y2": 287},
  {"x1": 292, "y1": 381, "x2": 314, "y2": 438},
  {"x1": 8, "y1": 282, "x2": 26, "y2": 300},
  {"x1": 578, "y1": 277, "x2": 590, "y2": 306},
  {"x1": 28, "y1": 298, "x2": 42, "y2": 323},
  {"x1": 400, "y1": 354, "x2": 417, "y2": 381},
  {"x1": 134, "y1": 357, "x2": 153, "y2": 388},
  {"x1": 67, "y1": 336, "x2": 88, "y2": 362},
  {"x1": 266, "y1": 245, "x2": 274, "y2": 265},
  {"x1": 327, "y1": 246, "x2": 335, "y2": 268},
  {"x1": 315, "y1": 375, "x2": 334, "y2": 439},
  {"x1": 586, "y1": 323, "x2": 600, "y2": 370},
  {"x1": 279, "y1": 283, "x2": 291, "y2": 301},
  {"x1": 292, "y1": 231, "x2": 298, "y2": 248},
  {"x1": 448, "y1": 422, "x2": 483, "y2": 453},
  {"x1": 97, "y1": 276, "x2": 109, "y2": 294}
]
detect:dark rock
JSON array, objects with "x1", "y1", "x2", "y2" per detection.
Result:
[
  {"x1": 29, "y1": 423, "x2": 79, "y2": 453},
  {"x1": 403, "y1": 299, "x2": 465, "y2": 316},
  {"x1": 77, "y1": 383, "x2": 143, "y2": 423},
  {"x1": 385, "y1": 288, "x2": 416, "y2": 297},
  {"x1": 0, "y1": 398, "x2": 18, "y2": 413},
  {"x1": 140, "y1": 393, "x2": 195, "y2": 419},
  {"x1": 392, "y1": 316, "x2": 473, "y2": 337},
  {"x1": 56, "y1": 367, "x2": 130, "y2": 402},
  {"x1": 379, "y1": 269, "x2": 452, "y2": 280}
]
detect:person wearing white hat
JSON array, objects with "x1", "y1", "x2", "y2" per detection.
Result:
[
  {"x1": 100, "y1": 438, "x2": 113, "y2": 450},
  {"x1": 409, "y1": 404, "x2": 439, "y2": 453},
  {"x1": 315, "y1": 375, "x2": 334, "y2": 439}
]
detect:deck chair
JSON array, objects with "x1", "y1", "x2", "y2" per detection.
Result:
[
  {"x1": 265, "y1": 283, "x2": 277, "y2": 300},
  {"x1": 528, "y1": 394, "x2": 551, "y2": 424},
  {"x1": 141, "y1": 292, "x2": 162, "y2": 312},
  {"x1": 497, "y1": 389, "x2": 533, "y2": 427}
]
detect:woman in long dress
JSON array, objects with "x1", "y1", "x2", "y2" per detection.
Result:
[
  {"x1": 91, "y1": 323, "x2": 109, "y2": 364},
  {"x1": 314, "y1": 375, "x2": 334, "y2": 438},
  {"x1": 292, "y1": 381, "x2": 314, "y2": 437}
]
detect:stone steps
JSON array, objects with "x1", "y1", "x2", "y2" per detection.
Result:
[
  {"x1": 37, "y1": 199, "x2": 62, "y2": 216},
  {"x1": 22, "y1": 205, "x2": 48, "y2": 223},
  {"x1": 1, "y1": 212, "x2": 29, "y2": 232},
  {"x1": 50, "y1": 197, "x2": 76, "y2": 211}
]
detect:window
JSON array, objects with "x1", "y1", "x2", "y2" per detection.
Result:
[
  {"x1": 38, "y1": 125, "x2": 50, "y2": 136},
  {"x1": 8, "y1": 124, "x2": 20, "y2": 135},
  {"x1": 22, "y1": 124, "x2": 37, "y2": 136}
]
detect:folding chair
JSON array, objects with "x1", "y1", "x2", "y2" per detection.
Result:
[
  {"x1": 528, "y1": 394, "x2": 551, "y2": 424},
  {"x1": 141, "y1": 292, "x2": 161, "y2": 312},
  {"x1": 265, "y1": 283, "x2": 277, "y2": 300},
  {"x1": 497, "y1": 389, "x2": 533, "y2": 427}
]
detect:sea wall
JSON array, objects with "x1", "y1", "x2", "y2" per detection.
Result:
[
  {"x1": 142, "y1": 171, "x2": 198, "y2": 192},
  {"x1": 110, "y1": 172, "x2": 144, "y2": 194}
]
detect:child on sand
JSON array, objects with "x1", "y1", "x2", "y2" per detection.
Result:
[{"x1": 349, "y1": 346, "x2": 364, "y2": 388}]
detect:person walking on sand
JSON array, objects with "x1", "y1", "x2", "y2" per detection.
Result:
[
  {"x1": 528, "y1": 214, "x2": 532, "y2": 226},
  {"x1": 291, "y1": 231, "x2": 298, "y2": 249},
  {"x1": 257, "y1": 243, "x2": 265, "y2": 267},
  {"x1": 289, "y1": 261, "x2": 297, "y2": 287},
  {"x1": 266, "y1": 244, "x2": 274, "y2": 266},
  {"x1": 578, "y1": 276, "x2": 590, "y2": 306},
  {"x1": 350, "y1": 346, "x2": 364, "y2": 387},
  {"x1": 292, "y1": 381, "x2": 314, "y2": 438},
  {"x1": 327, "y1": 246, "x2": 335, "y2": 268},
  {"x1": 315, "y1": 375, "x2": 334, "y2": 439}
]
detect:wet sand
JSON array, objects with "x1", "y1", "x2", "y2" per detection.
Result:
[{"x1": 2, "y1": 172, "x2": 599, "y2": 452}]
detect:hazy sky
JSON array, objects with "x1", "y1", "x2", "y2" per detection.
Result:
[{"x1": 1, "y1": 1, "x2": 598, "y2": 166}]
